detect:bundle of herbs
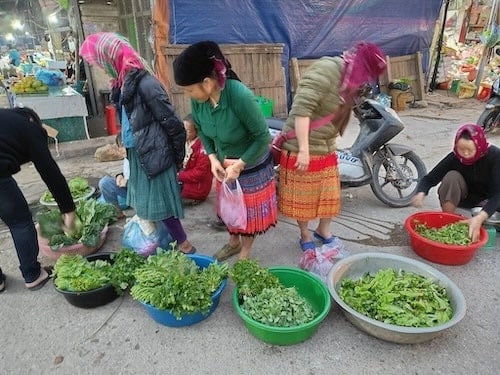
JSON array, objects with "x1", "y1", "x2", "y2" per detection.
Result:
[
  {"x1": 230, "y1": 260, "x2": 317, "y2": 328},
  {"x1": 53, "y1": 248, "x2": 146, "y2": 295},
  {"x1": 130, "y1": 249, "x2": 228, "y2": 319},
  {"x1": 339, "y1": 268, "x2": 453, "y2": 327},
  {"x1": 37, "y1": 198, "x2": 117, "y2": 250}
]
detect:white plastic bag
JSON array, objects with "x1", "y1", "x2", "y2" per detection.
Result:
[
  {"x1": 218, "y1": 180, "x2": 247, "y2": 230},
  {"x1": 299, "y1": 237, "x2": 349, "y2": 283},
  {"x1": 122, "y1": 215, "x2": 172, "y2": 256}
]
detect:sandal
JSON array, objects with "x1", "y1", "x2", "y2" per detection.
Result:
[
  {"x1": 180, "y1": 246, "x2": 197, "y2": 255},
  {"x1": 26, "y1": 266, "x2": 53, "y2": 291},
  {"x1": 299, "y1": 240, "x2": 316, "y2": 252},
  {"x1": 0, "y1": 273, "x2": 6, "y2": 293},
  {"x1": 313, "y1": 231, "x2": 337, "y2": 244},
  {"x1": 214, "y1": 243, "x2": 242, "y2": 261}
]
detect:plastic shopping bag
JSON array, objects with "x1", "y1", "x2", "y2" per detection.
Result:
[
  {"x1": 299, "y1": 237, "x2": 349, "y2": 283},
  {"x1": 122, "y1": 215, "x2": 172, "y2": 256},
  {"x1": 218, "y1": 180, "x2": 247, "y2": 230}
]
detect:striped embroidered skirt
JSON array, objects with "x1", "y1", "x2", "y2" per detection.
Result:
[
  {"x1": 216, "y1": 154, "x2": 278, "y2": 236},
  {"x1": 278, "y1": 151, "x2": 341, "y2": 221},
  {"x1": 127, "y1": 148, "x2": 184, "y2": 221}
]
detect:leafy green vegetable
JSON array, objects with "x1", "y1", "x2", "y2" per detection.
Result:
[
  {"x1": 230, "y1": 259, "x2": 317, "y2": 328},
  {"x1": 229, "y1": 259, "x2": 281, "y2": 299},
  {"x1": 339, "y1": 268, "x2": 453, "y2": 327},
  {"x1": 130, "y1": 249, "x2": 228, "y2": 319},
  {"x1": 109, "y1": 249, "x2": 146, "y2": 292},
  {"x1": 53, "y1": 254, "x2": 111, "y2": 292},
  {"x1": 242, "y1": 287, "x2": 317, "y2": 327},
  {"x1": 41, "y1": 176, "x2": 91, "y2": 203},
  {"x1": 53, "y1": 248, "x2": 146, "y2": 294},
  {"x1": 38, "y1": 209, "x2": 64, "y2": 239},
  {"x1": 37, "y1": 198, "x2": 117, "y2": 250},
  {"x1": 414, "y1": 221, "x2": 471, "y2": 245}
]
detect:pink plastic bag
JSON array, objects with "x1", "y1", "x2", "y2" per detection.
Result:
[
  {"x1": 299, "y1": 238, "x2": 349, "y2": 283},
  {"x1": 218, "y1": 180, "x2": 247, "y2": 230}
]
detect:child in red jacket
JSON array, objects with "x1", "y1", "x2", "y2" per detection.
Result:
[{"x1": 178, "y1": 114, "x2": 213, "y2": 204}]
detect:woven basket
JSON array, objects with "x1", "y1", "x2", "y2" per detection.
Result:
[
  {"x1": 389, "y1": 89, "x2": 415, "y2": 112},
  {"x1": 36, "y1": 224, "x2": 108, "y2": 260}
]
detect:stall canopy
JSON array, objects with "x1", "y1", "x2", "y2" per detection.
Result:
[{"x1": 169, "y1": 0, "x2": 443, "y2": 60}]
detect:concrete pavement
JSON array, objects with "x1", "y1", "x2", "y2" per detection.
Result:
[{"x1": 0, "y1": 92, "x2": 498, "y2": 375}]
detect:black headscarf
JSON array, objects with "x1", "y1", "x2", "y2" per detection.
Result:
[{"x1": 173, "y1": 41, "x2": 240, "y2": 88}]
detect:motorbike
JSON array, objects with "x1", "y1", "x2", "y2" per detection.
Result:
[
  {"x1": 477, "y1": 76, "x2": 500, "y2": 133},
  {"x1": 266, "y1": 89, "x2": 427, "y2": 208}
]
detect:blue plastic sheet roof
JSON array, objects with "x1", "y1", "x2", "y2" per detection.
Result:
[
  {"x1": 169, "y1": 0, "x2": 442, "y2": 59},
  {"x1": 169, "y1": 0, "x2": 443, "y2": 105}
]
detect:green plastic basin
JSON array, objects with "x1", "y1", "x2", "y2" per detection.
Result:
[{"x1": 232, "y1": 266, "x2": 331, "y2": 345}]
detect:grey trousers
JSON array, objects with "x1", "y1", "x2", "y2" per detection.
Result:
[{"x1": 437, "y1": 170, "x2": 468, "y2": 207}]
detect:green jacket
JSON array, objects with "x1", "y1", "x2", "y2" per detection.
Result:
[
  {"x1": 283, "y1": 56, "x2": 346, "y2": 155},
  {"x1": 191, "y1": 79, "x2": 270, "y2": 165}
]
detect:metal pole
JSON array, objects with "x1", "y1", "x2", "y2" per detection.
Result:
[
  {"x1": 429, "y1": 0, "x2": 451, "y2": 92},
  {"x1": 69, "y1": 0, "x2": 97, "y2": 116}
]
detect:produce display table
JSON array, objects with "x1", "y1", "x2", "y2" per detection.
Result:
[{"x1": 14, "y1": 86, "x2": 89, "y2": 142}]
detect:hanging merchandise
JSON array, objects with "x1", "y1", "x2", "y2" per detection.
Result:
[{"x1": 480, "y1": 24, "x2": 499, "y2": 47}]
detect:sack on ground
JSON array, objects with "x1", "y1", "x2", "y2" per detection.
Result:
[
  {"x1": 270, "y1": 133, "x2": 286, "y2": 166},
  {"x1": 299, "y1": 237, "x2": 349, "y2": 283},
  {"x1": 218, "y1": 180, "x2": 247, "y2": 230},
  {"x1": 122, "y1": 215, "x2": 172, "y2": 256},
  {"x1": 94, "y1": 143, "x2": 126, "y2": 162}
]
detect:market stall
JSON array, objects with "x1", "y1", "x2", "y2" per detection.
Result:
[{"x1": 14, "y1": 86, "x2": 89, "y2": 142}]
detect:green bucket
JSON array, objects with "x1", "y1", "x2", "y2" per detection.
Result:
[
  {"x1": 232, "y1": 266, "x2": 331, "y2": 345},
  {"x1": 256, "y1": 96, "x2": 273, "y2": 118}
]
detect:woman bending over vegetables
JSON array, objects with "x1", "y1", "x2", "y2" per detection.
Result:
[
  {"x1": 412, "y1": 124, "x2": 500, "y2": 243},
  {"x1": 0, "y1": 107, "x2": 76, "y2": 292}
]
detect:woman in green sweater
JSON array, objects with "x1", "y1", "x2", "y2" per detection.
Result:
[{"x1": 173, "y1": 41, "x2": 277, "y2": 261}]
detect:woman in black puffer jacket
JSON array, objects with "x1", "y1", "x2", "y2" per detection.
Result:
[{"x1": 80, "y1": 32, "x2": 196, "y2": 254}]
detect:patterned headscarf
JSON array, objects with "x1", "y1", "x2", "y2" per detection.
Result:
[
  {"x1": 453, "y1": 124, "x2": 489, "y2": 165},
  {"x1": 79, "y1": 32, "x2": 151, "y2": 88},
  {"x1": 340, "y1": 42, "x2": 387, "y2": 100}
]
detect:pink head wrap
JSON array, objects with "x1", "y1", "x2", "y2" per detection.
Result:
[
  {"x1": 79, "y1": 32, "x2": 151, "y2": 88},
  {"x1": 453, "y1": 124, "x2": 489, "y2": 165},
  {"x1": 340, "y1": 42, "x2": 387, "y2": 100}
]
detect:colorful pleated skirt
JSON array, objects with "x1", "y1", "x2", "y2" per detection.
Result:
[
  {"x1": 216, "y1": 155, "x2": 278, "y2": 235},
  {"x1": 278, "y1": 151, "x2": 341, "y2": 221}
]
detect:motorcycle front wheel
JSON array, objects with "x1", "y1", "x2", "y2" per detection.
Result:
[
  {"x1": 370, "y1": 150, "x2": 427, "y2": 208},
  {"x1": 477, "y1": 108, "x2": 500, "y2": 133}
]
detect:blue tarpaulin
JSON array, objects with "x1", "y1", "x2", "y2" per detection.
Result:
[
  {"x1": 169, "y1": 0, "x2": 443, "y2": 104},
  {"x1": 169, "y1": 0, "x2": 442, "y2": 60}
]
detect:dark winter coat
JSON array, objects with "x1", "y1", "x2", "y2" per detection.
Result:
[
  {"x1": 417, "y1": 145, "x2": 500, "y2": 216},
  {"x1": 120, "y1": 69, "x2": 186, "y2": 178}
]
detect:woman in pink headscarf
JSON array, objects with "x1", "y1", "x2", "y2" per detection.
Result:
[
  {"x1": 412, "y1": 124, "x2": 500, "y2": 242},
  {"x1": 277, "y1": 42, "x2": 387, "y2": 252},
  {"x1": 80, "y1": 32, "x2": 196, "y2": 254}
]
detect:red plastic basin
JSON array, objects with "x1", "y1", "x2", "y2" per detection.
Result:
[{"x1": 404, "y1": 211, "x2": 487, "y2": 265}]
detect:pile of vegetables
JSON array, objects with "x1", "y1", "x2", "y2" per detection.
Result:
[
  {"x1": 37, "y1": 198, "x2": 117, "y2": 250},
  {"x1": 414, "y1": 221, "x2": 471, "y2": 245},
  {"x1": 41, "y1": 176, "x2": 92, "y2": 204},
  {"x1": 53, "y1": 248, "x2": 146, "y2": 295},
  {"x1": 230, "y1": 259, "x2": 317, "y2": 328},
  {"x1": 339, "y1": 268, "x2": 453, "y2": 327},
  {"x1": 130, "y1": 249, "x2": 228, "y2": 319}
]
